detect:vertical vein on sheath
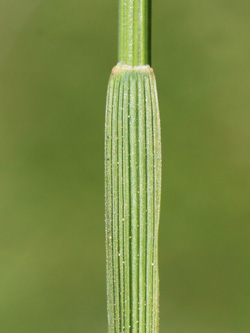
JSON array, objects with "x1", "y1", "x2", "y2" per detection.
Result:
[
  {"x1": 130, "y1": 72, "x2": 139, "y2": 332},
  {"x1": 105, "y1": 74, "x2": 115, "y2": 333},
  {"x1": 145, "y1": 73, "x2": 154, "y2": 333},
  {"x1": 150, "y1": 73, "x2": 161, "y2": 332},
  {"x1": 118, "y1": 76, "x2": 125, "y2": 332},
  {"x1": 123, "y1": 72, "x2": 131, "y2": 333},
  {"x1": 112, "y1": 76, "x2": 121, "y2": 332},
  {"x1": 138, "y1": 72, "x2": 147, "y2": 333}
]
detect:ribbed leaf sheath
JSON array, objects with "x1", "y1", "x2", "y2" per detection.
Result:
[{"x1": 105, "y1": 64, "x2": 161, "y2": 333}]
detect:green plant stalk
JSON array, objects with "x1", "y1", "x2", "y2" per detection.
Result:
[
  {"x1": 118, "y1": 0, "x2": 151, "y2": 66},
  {"x1": 105, "y1": 1, "x2": 161, "y2": 332}
]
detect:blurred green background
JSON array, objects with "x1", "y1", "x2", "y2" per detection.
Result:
[{"x1": 0, "y1": 0, "x2": 249, "y2": 332}]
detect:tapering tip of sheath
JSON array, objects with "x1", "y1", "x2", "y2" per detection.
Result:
[{"x1": 111, "y1": 62, "x2": 154, "y2": 75}]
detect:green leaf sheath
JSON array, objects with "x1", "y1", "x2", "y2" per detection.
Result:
[
  {"x1": 105, "y1": 64, "x2": 161, "y2": 333},
  {"x1": 119, "y1": 0, "x2": 151, "y2": 66}
]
